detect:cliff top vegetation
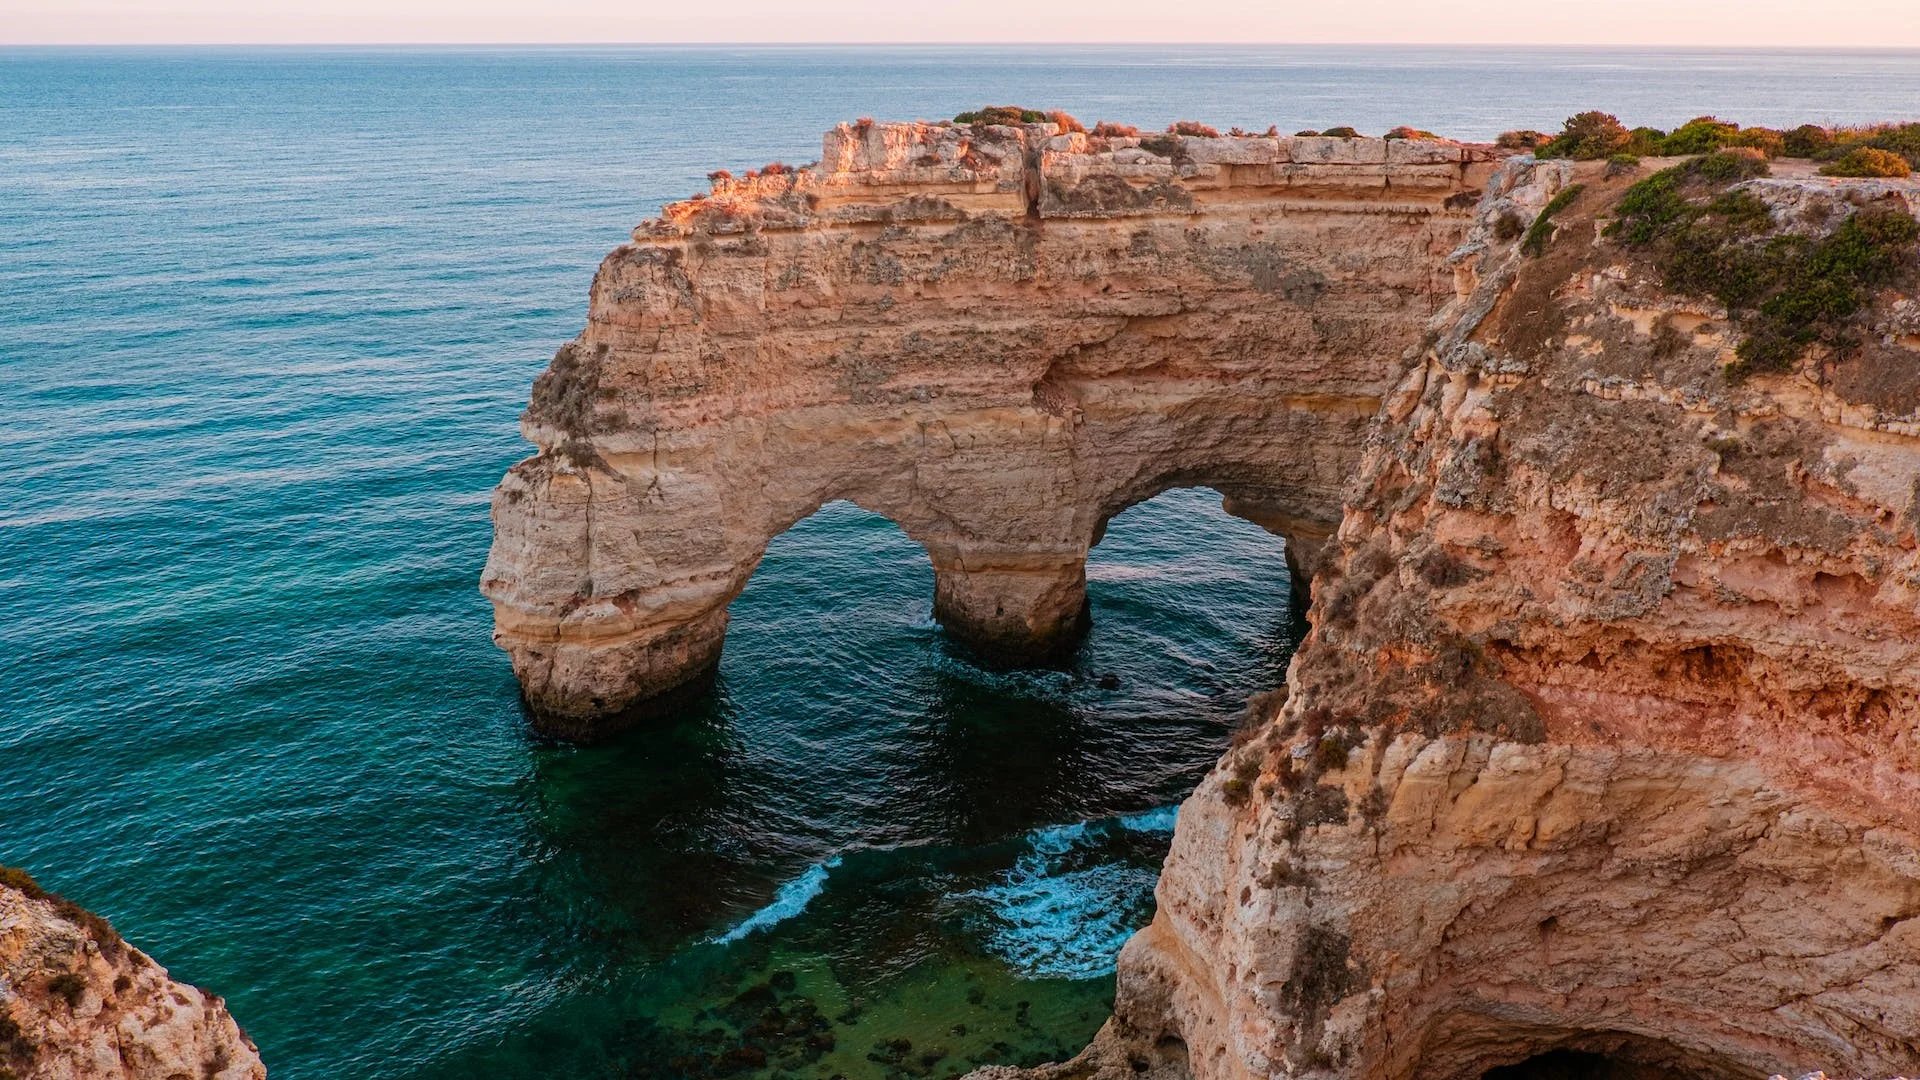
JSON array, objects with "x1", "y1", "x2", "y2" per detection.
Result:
[
  {"x1": 1600, "y1": 149, "x2": 1920, "y2": 376},
  {"x1": 1524, "y1": 110, "x2": 1920, "y2": 170}
]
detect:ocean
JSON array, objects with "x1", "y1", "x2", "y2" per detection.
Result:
[{"x1": 3, "y1": 43, "x2": 1918, "y2": 1079}]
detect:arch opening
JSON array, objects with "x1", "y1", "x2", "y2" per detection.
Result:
[
  {"x1": 494, "y1": 489, "x2": 1310, "y2": 1076},
  {"x1": 1480, "y1": 1049, "x2": 1702, "y2": 1080}
]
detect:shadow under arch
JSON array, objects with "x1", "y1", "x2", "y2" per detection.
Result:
[
  {"x1": 493, "y1": 490, "x2": 1307, "y2": 1079},
  {"x1": 507, "y1": 498, "x2": 942, "y2": 973}
]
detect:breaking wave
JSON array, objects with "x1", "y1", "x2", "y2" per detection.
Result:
[
  {"x1": 711, "y1": 855, "x2": 844, "y2": 944},
  {"x1": 959, "y1": 803, "x2": 1180, "y2": 980},
  {"x1": 708, "y1": 803, "x2": 1180, "y2": 974}
]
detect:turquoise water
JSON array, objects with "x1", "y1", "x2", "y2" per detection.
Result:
[{"x1": 4, "y1": 45, "x2": 1920, "y2": 1080}]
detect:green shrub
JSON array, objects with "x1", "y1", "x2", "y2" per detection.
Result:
[
  {"x1": 1496, "y1": 129, "x2": 1549, "y2": 151},
  {"x1": 0, "y1": 1009, "x2": 32, "y2": 1064},
  {"x1": 1138, "y1": 134, "x2": 1182, "y2": 158},
  {"x1": 1624, "y1": 126, "x2": 1669, "y2": 156},
  {"x1": 0, "y1": 865, "x2": 124, "y2": 962},
  {"x1": 1320, "y1": 126, "x2": 1361, "y2": 138},
  {"x1": 46, "y1": 973, "x2": 86, "y2": 1009},
  {"x1": 1609, "y1": 167, "x2": 1691, "y2": 245},
  {"x1": 1731, "y1": 126, "x2": 1786, "y2": 157},
  {"x1": 1692, "y1": 147, "x2": 1772, "y2": 184},
  {"x1": 1609, "y1": 157, "x2": 1919, "y2": 376},
  {"x1": 1812, "y1": 123, "x2": 1920, "y2": 168},
  {"x1": 1313, "y1": 735, "x2": 1351, "y2": 772},
  {"x1": 1660, "y1": 115, "x2": 1741, "y2": 155},
  {"x1": 1538, "y1": 111, "x2": 1632, "y2": 160},
  {"x1": 1221, "y1": 753, "x2": 1262, "y2": 805},
  {"x1": 1521, "y1": 183, "x2": 1586, "y2": 257},
  {"x1": 1847, "y1": 122, "x2": 1920, "y2": 165},
  {"x1": 1385, "y1": 125, "x2": 1439, "y2": 140},
  {"x1": 1820, "y1": 147, "x2": 1913, "y2": 178},
  {"x1": 1783, "y1": 124, "x2": 1835, "y2": 158},
  {"x1": 1294, "y1": 129, "x2": 1321, "y2": 137},
  {"x1": 953, "y1": 105, "x2": 1049, "y2": 126},
  {"x1": 1606, "y1": 153, "x2": 1641, "y2": 176}
]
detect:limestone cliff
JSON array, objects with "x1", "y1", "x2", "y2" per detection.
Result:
[
  {"x1": 482, "y1": 119, "x2": 1499, "y2": 737},
  {"x1": 1076, "y1": 156, "x2": 1920, "y2": 1078},
  {"x1": 485, "y1": 118, "x2": 1920, "y2": 1078},
  {"x1": 0, "y1": 870, "x2": 264, "y2": 1080}
]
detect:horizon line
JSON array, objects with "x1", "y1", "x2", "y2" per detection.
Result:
[{"x1": 9, "y1": 40, "x2": 1920, "y2": 50}]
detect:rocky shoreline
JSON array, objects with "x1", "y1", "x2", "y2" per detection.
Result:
[
  {"x1": 486, "y1": 115, "x2": 1920, "y2": 1079},
  {"x1": 0, "y1": 869, "x2": 263, "y2": 1080}
]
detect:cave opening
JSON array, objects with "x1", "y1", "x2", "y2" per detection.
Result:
[{"x1": 1479, "y1": 1049, "x2": 1703, "y2": 1080}]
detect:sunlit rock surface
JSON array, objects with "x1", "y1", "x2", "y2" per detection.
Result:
[
  {"x1": 482, "y1": 120, "x2": 1499, "y2": 737},
  {"x1": 1071, "y1": 158, "x2": 1920, "y2": 1078},
  {"x1": 0, "y1": 872, "x2": 264, "y2": 1080},
  {"x1": 486, "y1": 118, "x2": 1920, "y2": 1079}
]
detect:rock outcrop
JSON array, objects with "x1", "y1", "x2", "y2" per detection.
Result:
[
  {"x1": 0, "y1": 870, "x2": 264, "y2": 1080},
  {"x1": 1077, "y1": 157, "x2": 1920, "y2": 1077},
  {"x1": 486, "y1": 118, "x2": 1920, "y2": 1078},
  {"x1": 482, "y1": 119, "x2": 1501, "y2": 736}
]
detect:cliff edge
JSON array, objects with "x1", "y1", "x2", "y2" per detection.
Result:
[
  {"x1": 1, "y1": 869, "x2": 264, "y2": 1080},
  {"x1": 484, "y1": 116, "x2": 1920, "y2": 1078},
  {"x1": 482, "y1": 118, "x2": 1501, "y2": 737},
  {"x1": 1068, "y1": 152, "x2": 1920, "y2": 1078}
]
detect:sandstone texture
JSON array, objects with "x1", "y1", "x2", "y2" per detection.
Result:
[
  {"x1": 488, "y1": 119, "x2": 1920, "y2": 1078},
  {"x1": 1076, "y1": 158, "x2": 1920, "y2": 1078},
  {"x1": 482, "y1": 119, "x2": 1500, "y2": 736},
  {"x1": 0, "y1": 872, "x2": 263, "y2": 1080}
]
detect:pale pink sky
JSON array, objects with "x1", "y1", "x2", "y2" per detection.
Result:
[{"x1": 5, "y1": 0, "x2": 1919, "y2": 47}]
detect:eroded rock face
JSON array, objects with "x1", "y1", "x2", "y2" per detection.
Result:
[
  {"x1": 488, "y1": 119, "x2": 1920, "y2": 1077},
  {"x1": 481, "y1": 120, "x2": 1501, "y2": 736},
  {"x1": 0, "y1": 872, "x2": 264, "y2": 1080},
  {"x1": 1087, "y1": 159, "x2": 1920, "y2": 1078}
]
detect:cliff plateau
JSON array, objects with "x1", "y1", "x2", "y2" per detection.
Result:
[{"x1": 484, "y1": 120, "x2": 1920, "y2": 1078}]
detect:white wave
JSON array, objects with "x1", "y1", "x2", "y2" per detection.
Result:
[
  {"x1": 1118, "y1": 804, "x2": 1179, "y2": 834},
  {"x1": 964, "y1": 864, "x2": 1161, "y2": 980},
  {"x1": 711, "y1": 855, "x2": 843, "y2": 945},
  {"x1": 960, "y1": 803, "x2": 1182, "y2": 980},
  {"x1": 1025, "y1": 820, "x2": 1091, "y2": 856}
]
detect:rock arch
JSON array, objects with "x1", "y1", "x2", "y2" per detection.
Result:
[{"x1": 482, "y1": 119, "x2": 1500, "y2": 738}]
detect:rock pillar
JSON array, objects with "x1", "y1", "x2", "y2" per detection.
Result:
[
  {"x1": 929, "y1": 547, "x2": 1089, "y2": 664},
  {"x1": 501, "y1": 604, "x2": 729, "y2": 741}
]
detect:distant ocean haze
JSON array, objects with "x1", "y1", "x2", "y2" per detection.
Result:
[{"x1": 3, "y1": 45, "x2": 1918, "y2": 1080}]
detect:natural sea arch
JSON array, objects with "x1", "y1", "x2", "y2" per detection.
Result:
[{"x1": 481, "y1": 122, "x2": 1494, "y2": 738}]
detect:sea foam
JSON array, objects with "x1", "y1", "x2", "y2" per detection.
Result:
[
  {"x1": 960, "y1": 803, "x2": 1181, "y2": 980},
  {"x1": 712, "y1": 855, "x2": 845, "y2": 944}
]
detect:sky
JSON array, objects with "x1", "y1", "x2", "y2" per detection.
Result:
[{"x1": 5, "y1": 0, "x2": 1920, "y2": 47}]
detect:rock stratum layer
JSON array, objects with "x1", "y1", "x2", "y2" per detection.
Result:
[
  {"x1": 1065, "y1": 157, "x2": 1920, "y2": 1078},
  {"x1": 486, "y1": 119, "x2": 1920, "y2": 1078},
  {"x1": 1, "y1": 871, "x2": 264, "y2": 1080}
]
